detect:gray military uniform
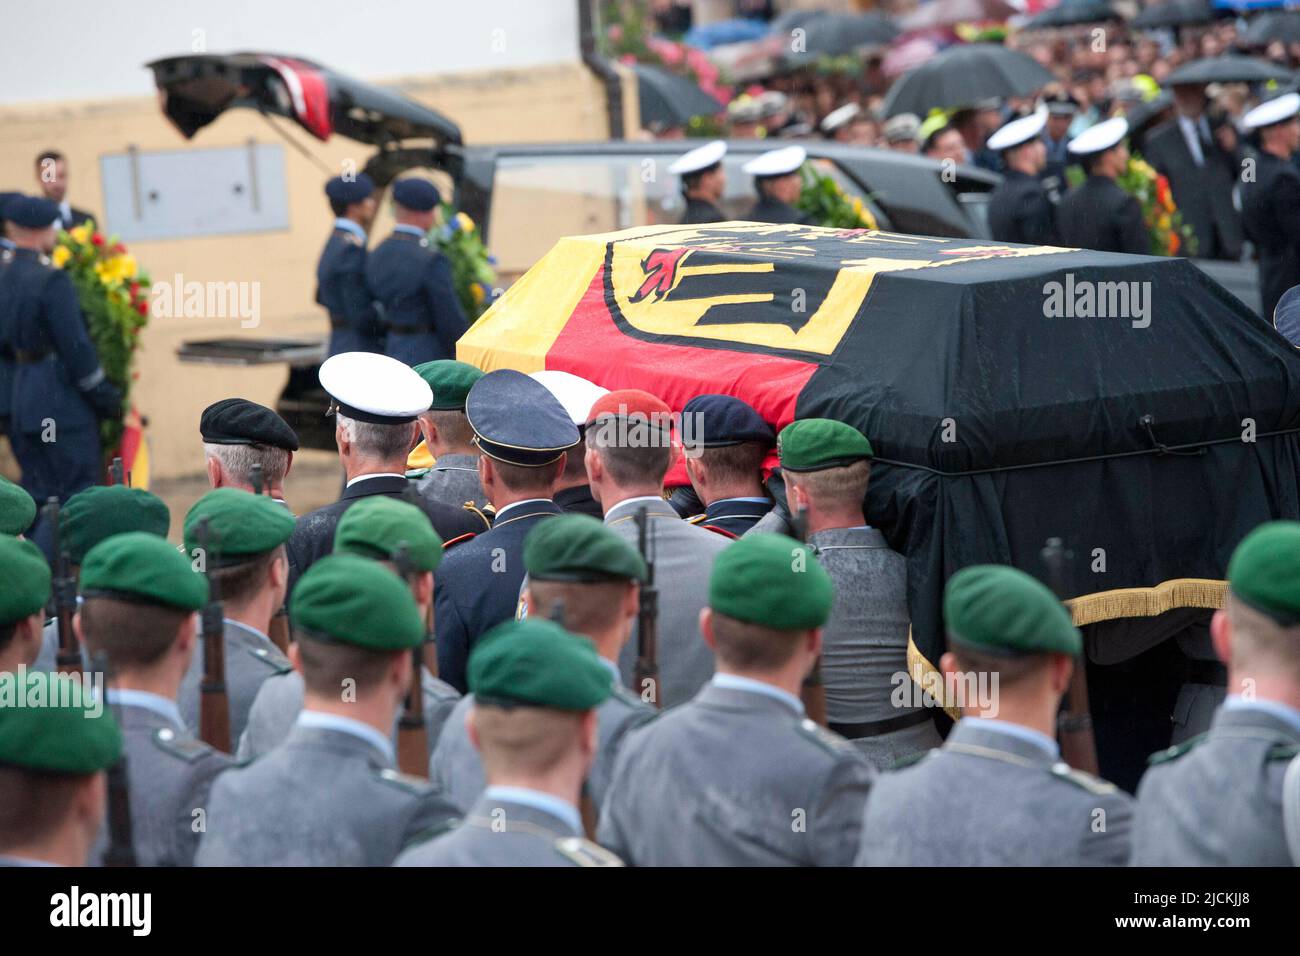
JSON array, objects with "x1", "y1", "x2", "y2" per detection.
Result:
[
  {"x1": 597, "y1": 680, "x2": 875, "y2": 865},
  {"x1": 429, "y1": 667, "x2": 655, "y2": 813},
  {"x1": 395, "y1": 793, "x2": 622, "y2": 867},
  {"x1": 91, "y1": 695, "x2": 231, "y2": 867},
  {"x1": 810, "y1": 526, "x2": 940, "y2": 769},
  {"x1": 603, "y1": 497, "x2": 727, "y2": 709},
  {"x1": 196, "y1": 719, "x2": 457, "y2": 866},
  {"x1": 178, "y1": 619, "x2": 291, "y2": 747},
  {"x1": 236, "y1": 665, "x2": 460, "y2": 761},
  {"x1": 1132, "y1": 702, "x2": 1300, "y2": 866},
  {"x1": 855, "y1": 719, "x2": 1133, "y2": 866},
  {"x1": 414, "y1": 452, "x2": 488, "y2": 513}
]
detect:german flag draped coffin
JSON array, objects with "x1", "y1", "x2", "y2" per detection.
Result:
[{"x1": 458, "y1": 221, "x2": 1300, "y2": 675}]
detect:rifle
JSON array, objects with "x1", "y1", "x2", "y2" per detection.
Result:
[
  {"x1": 250, "y1": 462, "x2": 264, "y2": 496},
  {"x1": 43, "y1": 497, "x2": 82, "y2": 676},
  {"x1": 393, "y1": 543, "x2": 429, "y2": 778},
  {"x1": 791, "y1": 501, "x2": 828, "y2": 726},
  {"x1": 632, "y1": 507, "x2": 660, "y2": 709},
  {"x1": 195, "y1": 518, "x2": 231, "y2": 753},
  {"x1": 109, "y1": 456, "x2": 124, "y2": 487},
  {"x1": 1042, "y1": 537, "x2": 1100, "y2": 774},
  {"x1": 93, "y1": 652, "x2": 137, "y2": 867}
]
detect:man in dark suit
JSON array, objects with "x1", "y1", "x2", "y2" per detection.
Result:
[
  {"x1": 985, "y1": 110, "x2": 1058, "y2": 246},
  {"x1": 35, "y1": 151, "x2": 94, "y2": 231},
  {"x1": 365, "y1": 178, "x2": 468, "y2": 367},
  {"x1": 1241, "y1": 93, "x2": 1300, "y2": 322},
  {"x1": 434, "y1": 369, "x2": 579, "y2": 692},
  {"x1": 285, "y1": 352, "x2": 481, "y2": 589},
  {"x1": 1057, "y1": 117, "x2": 1150, "y2": 256},
  {"x1": 1143, "y1": 84, "x2": 1243, "y2": 261}
]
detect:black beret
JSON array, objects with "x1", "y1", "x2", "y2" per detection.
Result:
[
  {"x1": 391, "y1": 178, "x2": 441, "y2": 212},
  {"x1": 5, "y1": 195, "x2": 60, "y2": 229},
  {"x1": 324, "y1": 174, "x2": 375, "y2": 204},
  {"x1": 200, "y1": 398, "x2": 299, "y2": 451}
]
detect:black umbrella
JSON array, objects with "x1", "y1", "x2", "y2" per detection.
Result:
[
  {"x1": 631, "y1": 63, "x2": 724, "y2": 129},
  {"x1": 1124, "y1": 90, "x2": 1175, "y2": 138},
  {"x1": 1024, "y1": 0, "x2": 1120, "y2": 30},
  {"x1": 1242, "y1": 11, "x2": 1300, "y2": 47},
  {"x1": 1165, "y1": 55, "x2": 1293, "y2": 86},
  {"x1": 782, "y1": 12, "x2": 900, "y2": 62},
  {"x1": 881, "y1": 44, "x2": 1055, "y2": 118},
  {"x1": 1131, "y1": 0, "x2": 1215, "y2": 30}
]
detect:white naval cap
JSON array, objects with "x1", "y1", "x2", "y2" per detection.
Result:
[
  {"x1": 986, "y1": 109, "x2": 1047, "y2": 152},
  {"x1": 820, "y1": 102, "x2": 861, "y2": 135},
  {"x1": 743, "y1": 144, "x2": 807, "y2": 178},
  {"x1": 319, "y1": 351, "x2": 433, "y2": 424},
  {"x1": 668, "y1": 140, "x2": 727, "y2": 176},
  {"x1": 1243, "y1": 92, "x2": 1300, "y2": 130},
  {"x1": 1067, "y1": 116, "x2": 1129, "y2": 156},
  {"x1": 530, "y1": 370, "x2": 609, "y2": 427}
]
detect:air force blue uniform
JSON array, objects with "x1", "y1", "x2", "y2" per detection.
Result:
[
  {"x1": 366, "y1": 224, "x2": 468, "y2": 366},
  {"x1": 316, "y1": 218, "x2": 384, "y2": 356},
  {"x1": 4, "y1": 247, "x2": 118, "y2": 515}
]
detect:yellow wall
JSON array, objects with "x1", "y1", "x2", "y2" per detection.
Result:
[{"x1": 0, "y1": 62, "x2": 615, "y2": 480}]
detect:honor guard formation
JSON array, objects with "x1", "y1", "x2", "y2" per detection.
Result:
[{"x1": 2, "y1": 343, "x2": 1298, "y2": 868}]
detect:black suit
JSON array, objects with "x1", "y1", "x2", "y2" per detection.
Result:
[
  {"x1": 745, "y1": 196, "x2": 812, "y2": 225},
  {"x1": 1057, "y1": 175, "x2": 1150, "y2": 255},
  {"x1": 434, "y1": 499, "x2": 563, "y2": 691},
  {"x1": 286, "y1": 474, "x2": 482, "y2": 590},
  {"x1": 58, "y1": 205, "x2": 95, "y2": 231},
  {"x1": 682, "y1": 197, "x2": 725, "y2": 225},
  {"x1": 988, "y1": 170, "x2": 1058, "y2": 246},
  {"x1": 1143, "y1": 119, "x2": 1243, "y2": 261},
  {"x1": 1241, "y1": 151, "x2": 1300, "y2": 321}
]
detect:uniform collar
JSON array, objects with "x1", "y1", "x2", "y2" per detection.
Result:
[
  {"x1": 481, "y1": 786, "x2": 582, "y2": 835},
  {"x1": 950, "y1": 717, "x2": 1060, "y2": 762},
  {"x1": 346, "y1": 471, "x2": 406, "y2": 489},
  {"x1": 1221, "y1": 695, "x2": 1300, "y2": 739},
  {"x1": 223, "y1": 617, "x2": 273, "y2": 647},
  {"x1": 603, "y1": 496, "x2": 676, "y2": 522},
  {"x1": 710, "y1": 673, "x2": 804, "y2": 716},
  {"x1": 296, "y1": 709, "x2": 395, "y2": 765},
  {"x1": 105, "y1": 688, "x2": 185, "y2": 729},
  {"x1": 393, "y1": 223, "x2": 427, "y2": 239},
  {"x1": 494, "y1": 498, "x2": 555, "y2": 521},
  {"x1": 333, "y1": 218, "x2": 367, "y2": 241},
  {"x1": 706, "y1": 497, "x2": 771, "y2": 516}
]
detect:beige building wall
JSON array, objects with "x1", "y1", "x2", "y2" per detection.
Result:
[{"x1": 0, "y1": 62, "x2": 615, "y2": 481}]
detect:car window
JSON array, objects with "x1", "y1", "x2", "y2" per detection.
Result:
[{"x1": 487, "y1": 152, "x2": 884, "y2": 282}]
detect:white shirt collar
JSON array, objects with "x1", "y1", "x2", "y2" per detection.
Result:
[
  {"x1": 710, "y1": 673, "x2": 804, "y2": 715},
  {"x1": 482, "y1": 786, "x2": 582, "y2": 834},
  {"x1": 597, "y1": 657, "x2": 620, "y2": 683},
  {"x1": 296, "y1": 710, "x2": 395, "y2": 764},
  {"x1": 345, "y1": 472, "x2": 405, "y2": 489},
  {"x1": 494, "y1": 498, "x2": 552, "y2": 521},
  {"x1": 105, "y1": 688, "x2": 185, "y2": 729}
]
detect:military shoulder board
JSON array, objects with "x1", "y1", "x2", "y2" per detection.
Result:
[
  {"x1": 552, "y1": 836, "x2": 625, "y2": 867},
  {"x1": 1147, "y1": 732, "x2": 1209, "y2": 767},
  {"x1": 343, "y1": 232, "x2": 364, "y2": 246},
  {"x1": 374, "y1": 767, "x2": 435, "y2": 795},
  {"x1": 1267, "y1": 742, "x2": 1300, "y2": 763},
  {"x1": 685, "y1": 514, "x2": 707, "y2": 525},
  {"x1": 702, "y1": 524, "x2": 739, "y2": 540},
  {"x1": 443, "y1": 532, "x2": 477, "y2": 549},
  {"x1": 1049, "y1": 761, "x2": 1118, "y2": 795},
  {"x1": 796, "y1": 717, "x2": 857, "y2": 756},
  {"x1": 247, "y1": 646, "x2": 293, "y2": 674},
  {"x1": 404, "y1": 816, "x2": 460, "y2": 850},
  {"x1": 152, "y1": 727, "x2": 215, "y2": 763}
]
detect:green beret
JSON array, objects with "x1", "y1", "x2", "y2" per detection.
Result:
[
  {"x1": 413, "y1": 360, "x2": 484, "y2": 411},
  {"x1": 777, "y1": 418, "x2": 874, "y2": 473},
  {"x1": 524, "y1": 513, "x2": 647, "y2": 583},
  {"x1": 62, "y1": 485, "x2": 170, "y2": 564},
  {"x1": 709, "y1": 533, "x2": 834, "y2": 630},
  {"x1": 0, "y1": 535, "x2": 51, "y2": 626},
  {"x1": 944, "y1": 565, "x2": 1081, "y2": 656},
  {"x1": 0, "y1": 670, "x2": 122, "y2": 774},
  {"x1": 469, "y1": 618, "x2": 613, "y2": 710},
  {"x1": 183, "y1": 488, "x2": 294, "y2": 565},
  {"x1": 334, "y1": 496, "x2": 443, "y2": 573},
  {"x1": 1228, "y1": 521, "x2": 1300, "y2": 626},
  {"x1": 291, "y1": 555, "x2": 423, "y2": 650},
  {"x1": 0, "y1": 478, "x2": 36, "y2": 535},
  {"x1": 80, "y1": 531, "x2": 208, "y2": 611}
]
